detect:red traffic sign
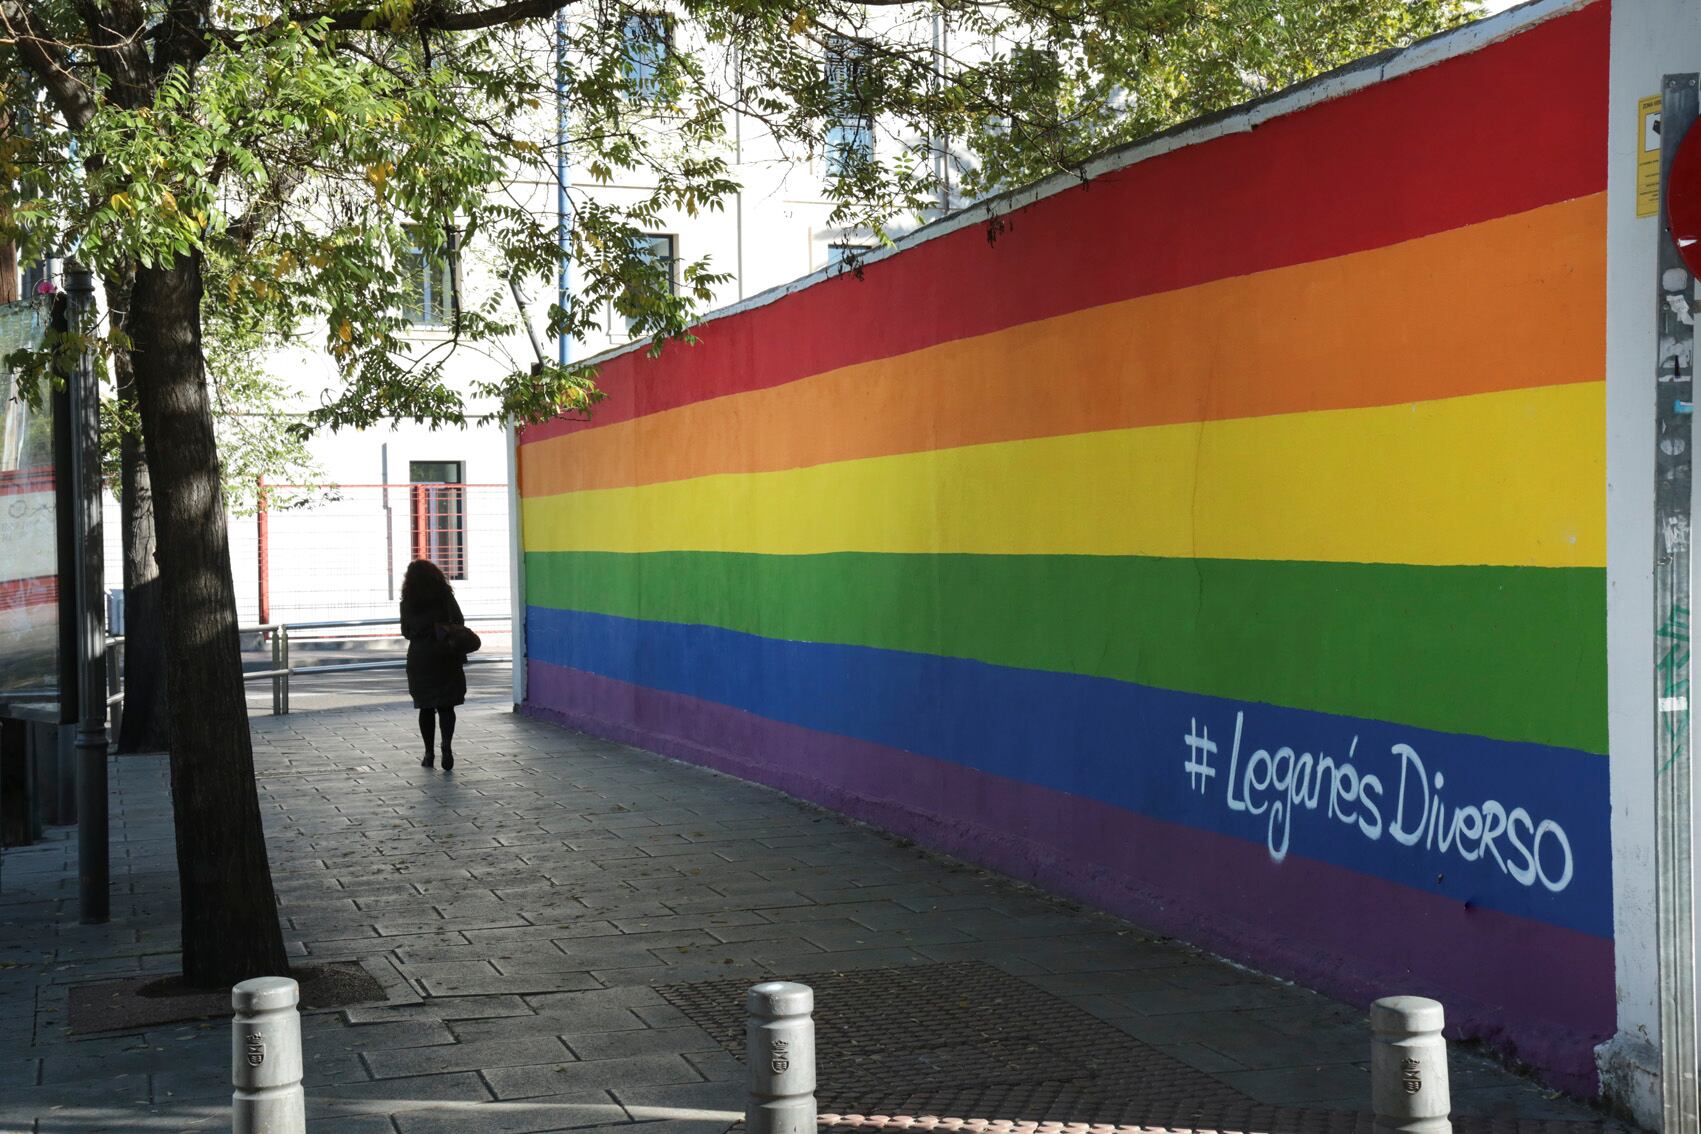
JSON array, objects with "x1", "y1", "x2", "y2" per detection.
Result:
[{"x1": 1671, "y1": 120, "x2": 1701, "y2": 276}]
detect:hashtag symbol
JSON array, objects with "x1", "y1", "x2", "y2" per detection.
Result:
[{"x1": 1183, "y1": 717, "x2": 1217, "y2": 794}]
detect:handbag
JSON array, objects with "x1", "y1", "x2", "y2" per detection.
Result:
[{"x1": 437, "y1": 623, "x2": 482, "y2": 655}]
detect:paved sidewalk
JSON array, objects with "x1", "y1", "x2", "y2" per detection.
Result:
[{"x1": 0, "y1": 700, "x2": 1634, "y2": 1133}]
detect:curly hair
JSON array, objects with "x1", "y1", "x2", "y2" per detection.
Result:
[{"x1": 401, "y1": 558, "x2": 455, "y2": 613}]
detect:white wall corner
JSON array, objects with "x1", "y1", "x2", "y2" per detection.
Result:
[
  {"x1": 1605, "y1": 0, "x2": 1701, "y2": 1127},
  {"x1": 504, "y1": 415, "x2": 527, "y2": 710}
]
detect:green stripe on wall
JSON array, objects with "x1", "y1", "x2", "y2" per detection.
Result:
[{"x1": 524, "y1": 551, "x2": 1607, "y2": 756}]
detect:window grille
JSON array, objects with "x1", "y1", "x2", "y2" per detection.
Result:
[{"x1": 408, "y1": 460, "x2": 467, "y2": 579}]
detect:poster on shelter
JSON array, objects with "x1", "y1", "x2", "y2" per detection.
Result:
[{"x1": 0, "y1": 301, "x2": 60, "y2": 706}]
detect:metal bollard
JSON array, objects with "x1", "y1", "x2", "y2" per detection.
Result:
[
  {"x1": 746, "y1": 981, "x2": 816, "y2": 1134},
  {"x1": 271, "y1": 630, "x2": 283, "y2": 716},
  {"x1": 1371, "y1": 996, "x2": 1451, "y2": 1134},
  {"x1": 232, "y1": 976, "x2": 305, "y2": 1134}
]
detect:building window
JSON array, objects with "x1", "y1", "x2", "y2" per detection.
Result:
[
  {"x1": 621, "y1": 13, "x2": 671, "y2": 100},
  {"x1": 824, "y1": 35, "x2": 874, "y2": 177},
  {"x1": 401, "y1": 231, "x2": 455, "y2": 327},
  {"x1": 621, "y1": 233, "x2": 677, "y2": 335},
  {"x1": 409, "y1": 460, "x2": 466, "y2": 579},
  {"x1": 21, "y1": 259, "x2": 53, "y2": 298}
]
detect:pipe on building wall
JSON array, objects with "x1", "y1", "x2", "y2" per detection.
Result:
[
  {"x1": 931, "y1": 12, "x2": 949, "y2": 215},
  {"x1": 381, "y1": 445, "x2": 394, "y2": 602},
  {"x1": 556, "y1": 11, "x2": 570, "y2": 369},
  {"x1": 256, "y1": 476, "x2": 270, "y2": 625}
]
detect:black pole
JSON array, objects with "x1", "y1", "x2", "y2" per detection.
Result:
[
  {"x1": 48, "y1": 292, "x2": 77, "y2": 828},
  {"x1": 66, "y1": 263, "x2": 108, "y2": 925}
]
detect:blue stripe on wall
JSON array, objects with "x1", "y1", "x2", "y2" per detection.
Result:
[{"x1": 526, "y1": 604, "x2": 1611, "y2": 938}]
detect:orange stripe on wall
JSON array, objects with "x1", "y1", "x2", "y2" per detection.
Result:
[{"x1": 522, "y1": 194, "x2": 1605, "y2": 496}]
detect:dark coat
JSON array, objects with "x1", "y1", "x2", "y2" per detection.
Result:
[{"x1": 402, "y1": 594, "x2": 468, "y2": 710}]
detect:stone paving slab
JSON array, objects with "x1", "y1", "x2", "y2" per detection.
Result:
[{"x1": 0, "y1": 699, "x2": 1638, "y2": 1132}]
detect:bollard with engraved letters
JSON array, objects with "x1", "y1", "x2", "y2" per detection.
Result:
[
  {"x1": 1371, "y1": 996, "x2": 1451, "y2": 1134},
  {"x1": 232, "y1": 976, "x2": 305, "y2": 1134},
  {"x1": 746, "y1": 981, "x2": 816, "y2": 1134}
]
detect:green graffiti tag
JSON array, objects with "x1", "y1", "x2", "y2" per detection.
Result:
[{"x1": 1658, "y1": 601, "x2": 1690, "y2": 774}]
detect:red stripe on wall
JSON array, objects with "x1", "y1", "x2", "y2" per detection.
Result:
[
  {"x1": 0, "y1": 467, "x2": 55, "y2": 494},
  {"x1": 522, "y1": 2, "x2": 1608, "y2": 447},
  {"x1": 0, "y1": 575, "x2": 58, "y2": 613}
]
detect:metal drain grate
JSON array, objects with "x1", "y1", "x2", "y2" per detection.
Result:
[{"x1": 659, "y1": 960, "x2": 1298, "y2": 1127}]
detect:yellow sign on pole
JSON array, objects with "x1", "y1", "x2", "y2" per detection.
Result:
[{"x1": 1639, "y1": 94, "x2": 1664, "y2": 217}]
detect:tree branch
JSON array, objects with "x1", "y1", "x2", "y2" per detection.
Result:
[
  {"x1": 153, "y1": 0, "x2": 214, "y2": 78},
  {"x1": 304, "y1": 0, "x2": 575, "y2": 34},
  {"x1": 227, "y1": 165, "x2": 307, "y2": 250},
  {"x1": 72, "y1": 0, "x2": 153, "y2": 109},
  {"x1": 0, "y1": 0, "x2": 99, "y2": 127}
]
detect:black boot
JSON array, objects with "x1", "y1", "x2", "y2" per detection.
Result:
[
  {"x1": 421, "y1": 751, "x2": 435, "y2": 768},
  {"x1": 441, "y1": 744, "x2": 454, "y2": 772},
  {"x1": 419, "y1": 707, "x2": 436, "y2": 767}
]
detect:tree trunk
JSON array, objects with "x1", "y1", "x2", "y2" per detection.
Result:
[
  {"x1": 128, "y1": 252, "x2": 288, "y2": 986},
  {"x1": 0, "y1": 110, "x2": 14, "y2": 305},
  {"x1": 109, "y1": 274, "x2": 171, "y2": 755},
  {"x1": 0, "y1": 240, "x2": 16, "y2": 304}
]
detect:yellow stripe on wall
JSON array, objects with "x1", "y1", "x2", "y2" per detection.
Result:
[{"x1": 522, "y1": 382, "x2": 1605, "y2": 568}]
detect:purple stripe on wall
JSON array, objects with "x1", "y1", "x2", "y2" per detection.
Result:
[{"x1": 525, "y1": 659, "x2": 1615, "y2": 1093}]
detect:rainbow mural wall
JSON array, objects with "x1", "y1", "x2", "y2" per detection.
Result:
[{"x1": 518, "y1": 3, "x2": 1612, "y2": 1089}]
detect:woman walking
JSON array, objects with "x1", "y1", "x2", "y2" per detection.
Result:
[{"x1": 401, "y1": 558, "x2": 468, "y2": 770}]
